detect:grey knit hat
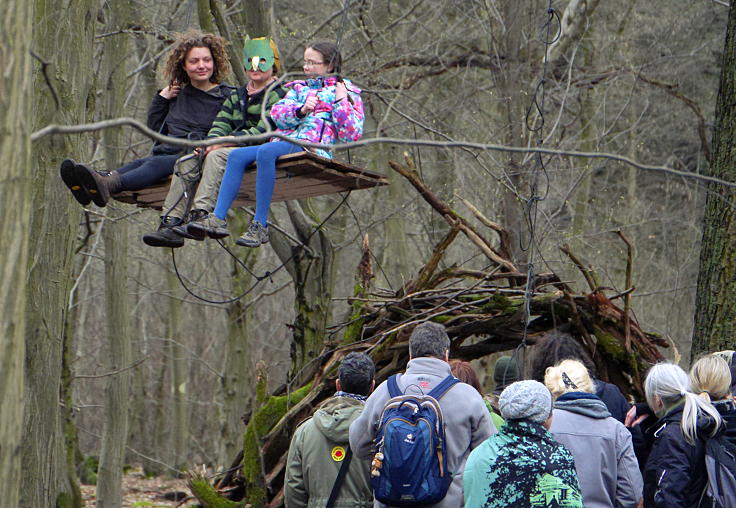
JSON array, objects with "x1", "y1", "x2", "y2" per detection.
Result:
[{"x1": 499, "y1": 380, "x2": 552, "y2": 424}]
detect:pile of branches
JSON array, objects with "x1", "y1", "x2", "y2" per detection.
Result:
[{"x1": 188, "y1": 156, "x2": 668, "y2": 508}]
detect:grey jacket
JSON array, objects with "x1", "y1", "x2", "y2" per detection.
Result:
[
  {"x1": 285, "y1": 396, "x2": 373, "y2": 508},
  {"x1": 549, "y1": 392, "x2": 643, "y2": 508},
  {"x1": 348, "y1": 357, "x2": 495, "y2": 508}
]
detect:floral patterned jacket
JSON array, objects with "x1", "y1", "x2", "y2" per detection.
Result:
[{"x1": 269, "y1": 77, "x2": 363, "y2": 159}]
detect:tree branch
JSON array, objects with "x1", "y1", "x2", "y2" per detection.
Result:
[{"x1": 30, "y1": 118, "x2": 736, "y2": 189}]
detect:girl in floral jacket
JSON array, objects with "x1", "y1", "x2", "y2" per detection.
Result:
[{"x1": 195, "y1": 41, "x2": 364, "y2": 247}]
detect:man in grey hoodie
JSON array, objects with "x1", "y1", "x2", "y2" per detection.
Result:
[
  {"x1": 285, "y1": 352, "x2": 376, "y2": 508},
  {"x1": 349, "y1": 322, "x2": 495, "y2": 508}
]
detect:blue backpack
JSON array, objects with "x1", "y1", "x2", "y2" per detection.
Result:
[{"x1": 370, "y1": 374, "x2": 459, "y2": 506}]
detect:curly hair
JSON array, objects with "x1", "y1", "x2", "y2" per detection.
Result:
[{"x1": 162, "y1": 30, "x2": 231, "y2": 86}]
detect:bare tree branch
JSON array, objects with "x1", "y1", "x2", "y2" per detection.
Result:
[{"x1": 30, "y1": 117, "x2": 736, "y2": 189}]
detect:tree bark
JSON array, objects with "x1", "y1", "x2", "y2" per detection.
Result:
[
  {"x1": 218, "y1": 247, "x2": 257, "y2": 467},
  {"x1": 22, "y1": 1, "x2": 98, "y2": 506},
  {"x1": 692, "y1": 1, "x2": 736, "y2": 358},
  {"x1": 97, "y1": 2, "x2": 133, "y2": 504},
  {"x1": 166, "y1": 269, "x2": 190, "y2": 471},
  {"x1": 0, "y1": 0, "x2": 34, "y2": 505},
  {"x1": 271, "y1": 201, "x2": 336, "y2": 385}
]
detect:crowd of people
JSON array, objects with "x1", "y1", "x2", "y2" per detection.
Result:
[
  {"x1": 57, "y1": 28, "x2": 736, "y2": 508},
  {"x1": 59, "y1": 30, "x2": 363, "y2": 249},
  {"x1": 283, "y1": 322, "x2": 736, "y2": 508}
]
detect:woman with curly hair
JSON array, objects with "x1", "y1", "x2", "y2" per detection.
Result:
[{"x1": 60, "y1": 30, "x2": 234, "y2": 207}]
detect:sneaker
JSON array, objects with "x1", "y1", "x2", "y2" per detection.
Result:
[
  {"x1": 236, "y1": 221, "x2": 269, "y2": 247},
  {"x1": 59, "y1": 159, "x2": 92, "y2": 205},
  {"x1": 142, "y1": 218, "x2": 185, "y2": 248},
  {"x1": 172, "y1": 210, "x2": 207, "y2": 241},
  {"x1": 186, "y1": 213, "x2": 230, "y2": 239}
]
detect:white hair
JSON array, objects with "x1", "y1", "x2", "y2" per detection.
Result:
[{"x1": 645, "y1": 362, "x2": 722, "y2": 444}]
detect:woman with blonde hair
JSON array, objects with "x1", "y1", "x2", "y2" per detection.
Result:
[
  {"x1": 544, "y1": 359, "x2": 642, "y2": 508},
  {"x1": 60, "y1": 30, "x2": 233, "y2": 207},
  {"x1": 690, "y1": 354, "x2": 736, "y2": 446},
  {"x1": 632, "y1": 362, "x2": 722, "y2": 507}
]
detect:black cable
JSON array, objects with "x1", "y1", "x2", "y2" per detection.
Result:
[
  {"x1": 518, "y1": 0, "x2": 560, "y2": 348},
  {"x1": 171, "y1": 191, "x2": 352, "y2": 305}
]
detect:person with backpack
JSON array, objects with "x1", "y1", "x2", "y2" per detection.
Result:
[
  {"x1": 349, "y1": 322, "x2": 494, "y2": 508},
  {"x1": 285, "y1": 352, "x2": 375, "y2": 508},
  {"x1": 628, "y1": 363, "x2": 722, "y2": 507},
  {"x1": 463, "y1": 380, "x2": 584, "y2": 507},
  {"x1": 544, "y1": 359, "x2": 643, "y2": 508},
  {"x1": 142, "y1": 37, "x2": 286, "y2": 248},
  {"x1": 61, "y1": 30, "x2": 233, "y2": 209},
  {"x1": 690, "y1": 354, "x2": 736, "y2": 446}
]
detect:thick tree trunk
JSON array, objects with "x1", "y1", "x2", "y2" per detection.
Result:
[
  {"x1": 692, "y1": 1, "x2": 736, "y2": 358},
  {"x1": 166, "y1": 269, "x2": 190, "y2": 471},
  {"x1": 23, "y1": 1, "x2": 98, "y2": 506},
  {"x1": 217, "y1": 247, "x2": 257, "y2": 467},
  {"x1": 271, "y1": 201, "x2": 336, "y2": 385},
  {"x1": 97, "y1": 3, "x2": 133, "y2": 505},
  {"x1": 0, "y1": 1, "x2": 34, "y2": 505}
]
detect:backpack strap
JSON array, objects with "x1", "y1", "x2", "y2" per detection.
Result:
[
  {"x1": 427, "y1": 375, "x2": 460, "y2": 399},
  {"x1": 387, "y1": 375, "x2": 402, "y2": 398},
  {"x1": 325, "y1": 446, "x2": 353, "y2": 508}
]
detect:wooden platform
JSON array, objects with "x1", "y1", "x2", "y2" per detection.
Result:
[{"x1": 114, "y1": 151, "x2": 388, "y2": 210}]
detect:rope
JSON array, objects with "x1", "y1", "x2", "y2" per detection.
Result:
[
  {"x1": 170, "y1": 191, "x2": 352, "y2": 305},
  {"x1": 518, "y1": 1, "x2": 560, "y2": 350}
]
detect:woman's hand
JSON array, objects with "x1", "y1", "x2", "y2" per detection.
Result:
[
  {"x1": 160, "y1": 83, "x2": 181, "y2": 100},
  {"x1": 334, "y1": 81, "x2": 348, "y2": 102},
  {"x1": 300, "y1": 94, "x2": 318, "y2": 116},
  {"x1": 625, "y1": 405, "x2": 647, "y2": 427}
]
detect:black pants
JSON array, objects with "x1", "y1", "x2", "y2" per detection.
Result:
[{"x1": 117, "y1": 154, "x2": 181, "y2": 191}]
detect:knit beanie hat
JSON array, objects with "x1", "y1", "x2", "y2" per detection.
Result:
[
  {"x1": 494, "y1": 356, "x2": 520, "y2": 385},
  {"x1": 499, "y1": 380, "x2": 552, "y2": 424}
]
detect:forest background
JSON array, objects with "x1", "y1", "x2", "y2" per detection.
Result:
[{"x1": 2, "y1": 0, "x2": 736, "y2": 506}]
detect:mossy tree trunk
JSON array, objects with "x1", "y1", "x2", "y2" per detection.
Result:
[
  {"x1": 692, "y1": 1, "x2": 736, "y2": 358},
  {"x1": 96, "y1": 2, "x2": 133, "y2": 506},
  {"x1": 23, "y1": 1, "x2": 98, "y2": 506},
  {"x1": 0, "y1": 0, "x2": 34, "y2": 505},
  {"x1": 271, "y1": 201, "x2": 336, "y2": 385}
]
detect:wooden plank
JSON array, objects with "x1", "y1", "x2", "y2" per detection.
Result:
[{"x1": 113, "y1": 151, "x2": 387, "y2": 210}]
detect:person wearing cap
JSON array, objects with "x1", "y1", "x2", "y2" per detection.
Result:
[
  {"x1": 463, "y1": 380, "x2": 583, "y2": 508},
  {"x1": 485, "y1": 355, "x2": 520, "y2": 426},
  {"x1": 349, "y1": 322, "x2": 495, "y2": 508},
  {"x1": 143, "y1": 36, "x2": 287, "y2": 248}
]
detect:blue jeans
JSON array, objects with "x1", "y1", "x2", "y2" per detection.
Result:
[
  {"x1": 116, "y1": 154, "x2": 181, "y2": 191},
  {"x1": 214, "y1": 141, "x2": 302, "y2": 225}
]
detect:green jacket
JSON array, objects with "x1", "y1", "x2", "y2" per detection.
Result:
[
  {"x1": 206, "y1": 83, "x2": 286, "y2": 140},
  {"x1": 464, "y1": 420, "x2": 583, "y2": 507},
  {"x1": 285, "y1": 396, "x2": 373, "y2": 508}
]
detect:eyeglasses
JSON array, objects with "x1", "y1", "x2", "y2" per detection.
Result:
[{"x1": 303, "y1": 60, "x2": 327, "y2": 67}]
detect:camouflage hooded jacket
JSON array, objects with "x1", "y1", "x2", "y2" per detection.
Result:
[{"x1": 463, "y1": 420, "x2": 583, "y2": 507}]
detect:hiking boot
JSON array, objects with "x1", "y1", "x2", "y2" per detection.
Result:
[
  {"x1": 75, "y1": 164, "x2": 122, "y2": 207},
  {"x1": 60, "y1": 159, "x2": 92, "y2": 205},
  {"x1": 172, "y1": 209, "x2": 207, "y2": 241},
  {"x1": 186, "y1": 213, "x2": 230, "y2": 239},
  {"x1": 142, "y1": 217, "x2": 185, "y2": 248},
  {"x1": 236, "y1": 220, "x2": 269, "y2": 247}
]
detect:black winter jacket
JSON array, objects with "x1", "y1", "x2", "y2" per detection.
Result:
[
  {"x1": 713, "y1": 399, "x2": 736, "y2": 447},
  {"x1": 147, "y1": 83, "x2": 233, "y2": 155},
  {"x1": 642, "y1": 405, "x2": 716, "y2": 508}
]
